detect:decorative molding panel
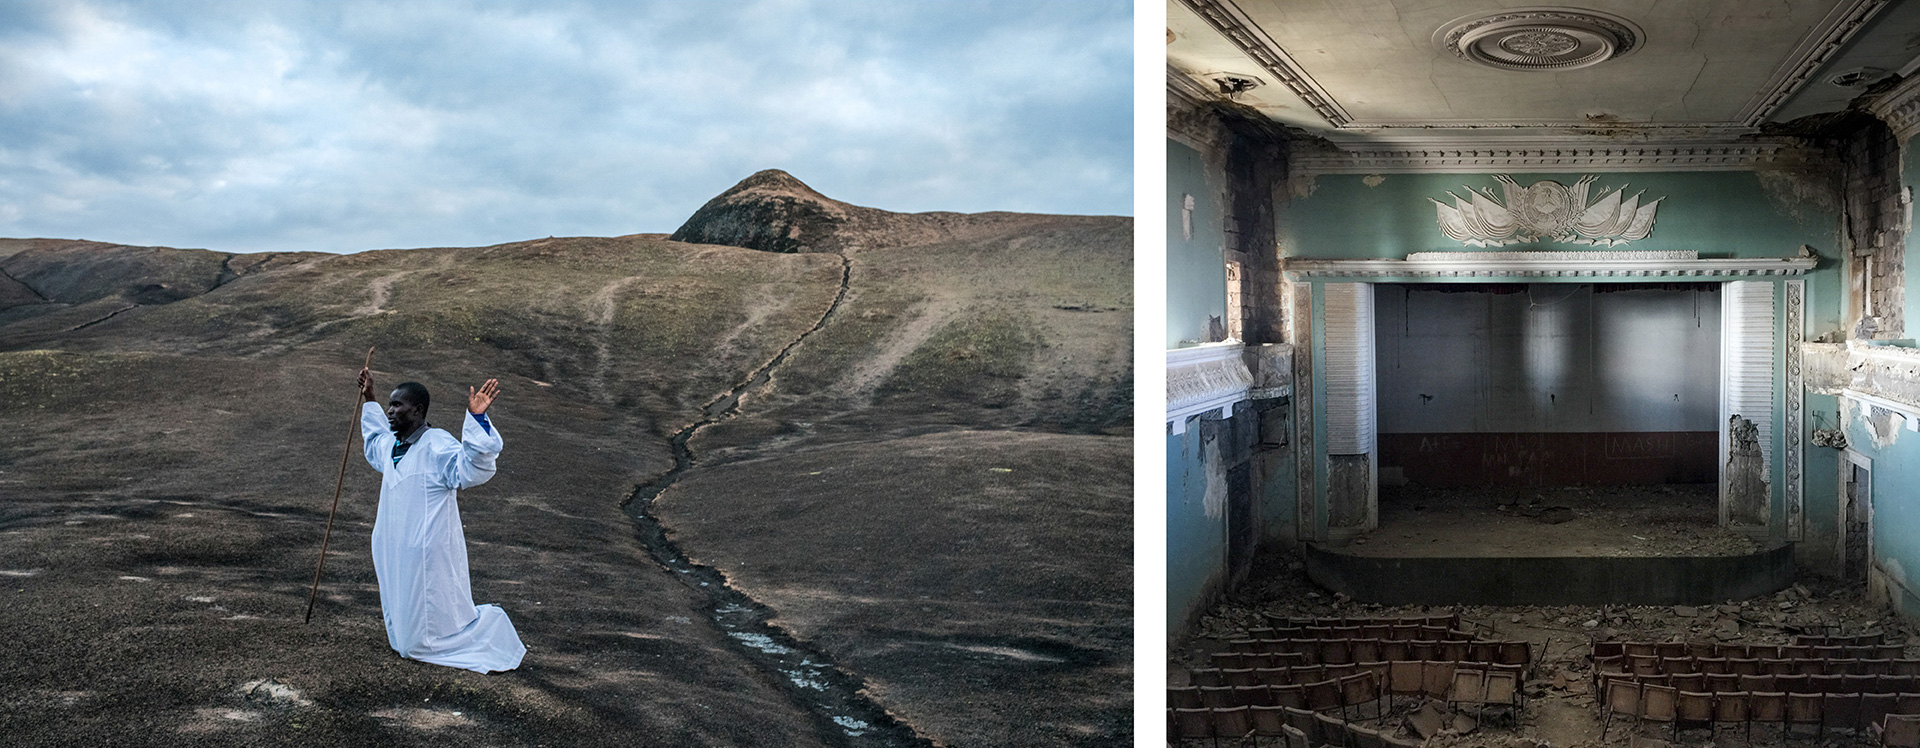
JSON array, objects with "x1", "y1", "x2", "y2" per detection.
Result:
[
  {"x1": 1431, "y1": 176, "x2": 1661, "y2": 247},
  {"x1": 1734, "y1": 0, "x2": 1895, "y2": 127},
  {"x1": 1166, "y1": 342, "x2": 1253, "y2": 435},
  {"x1": 1291, "y1": 282, "x2": 1318, "y2": 541},
  {"x1": 1435, "y1": 7, "x2": 1644, "y2": 72},
  {"x1": 1285, "y1": 252, "x2": 1817, "y2": 280},
  {"x1": 1869, "y1": 73, "x2": 1920, "y2": 141},
  {"x1": 1406, "y1": 249, "x2": 1692, "y2": 262},
  {"x1": 1174, "y1": 0, "x2": 1351, "y2": 127},
  {"x1": 1786, "y1": 280, "x2": 1804, "y2": 541},
  {"x1": 1321, "y1": 283, "x2": 1375, "y2": 456},
  {"x1": 1290, "y1": 139, "x2": 1816, "y2": 174}
]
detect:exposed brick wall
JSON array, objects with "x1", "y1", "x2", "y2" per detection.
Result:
[
  {"x1": 1221, "y1": 118, "x2": 1288, "y2": 345},
  {"x1": 1841, "y1": 117, "x2": 1907, "y2": 337}
]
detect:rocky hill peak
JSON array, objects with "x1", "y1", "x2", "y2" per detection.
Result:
[{"x1": 669, "y1": 170, "x2": 860, "y2": 254}]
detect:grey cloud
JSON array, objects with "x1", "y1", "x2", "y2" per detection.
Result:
[{"x1": 0, "y1": 0, "x2": 1129, "y2": 253}]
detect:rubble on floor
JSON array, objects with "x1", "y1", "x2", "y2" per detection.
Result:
[
  {"x1": 1350, "y1": 485, "x2": 1760, "y2": 558},
  {"x1": 1173, "y1": 549, "x2": 1913, "y2": 747}
]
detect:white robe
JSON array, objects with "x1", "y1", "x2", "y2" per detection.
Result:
[{"x1": 360, "y1": 402, "x2": 525, "y2": 673}]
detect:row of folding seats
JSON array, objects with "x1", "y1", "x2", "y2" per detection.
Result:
[
  {"x1": 1189, "y1": 659, "x2": 1522, "y2": 694},
  {"x1": 1596, "y1": 654, "x2": 1920, "y2": 677},
  {"x1": 1596, "y1": 640, "x2": 1904, "y2": 661},
  {"x1": 1794, "y1": 632, "x2": 1886, "y2": 647},
  {"x1": 1599, "y1": 671, "x2": 1920, "y2": 698},
  {"x1": 1170, "y1": 671, "x2": 1378, "y2": 712},
  {"x1": 1246, "y1": 624, "x2": 1476, "y2": 642},
  {"x1": 1212, "y1": 651, "x2": 1312, "y2": 670},
  {"x1": 1168, "y1": 703, "x2": 1421, "y2": 748},
  {"x1": 1262, "y1": 613, "x2": 1461, "y2": 630},
  {"x1": 1222, "y1": 637, "x2": 1531, "y2": 667},
  {"x1": 1446, "y1": 667, "x2": 1521, "y2": 710},
  {"x1": 1192, "y1": 662, "x2": 1373, "y2": 688},
  {"x1": 1600, "y1": 682, "x2": 1920, "y2": 741},
  {"x1": 1167, "y1": 671, "x2": 1382, "y2": 717},
  {"x1": 1382, "y1": 661, "x2": 1523, "y2": 707}
]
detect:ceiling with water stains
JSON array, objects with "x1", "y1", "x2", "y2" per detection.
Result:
[{"x1": 1168, "y1": 0, "x2": 1920, "y2": 141}]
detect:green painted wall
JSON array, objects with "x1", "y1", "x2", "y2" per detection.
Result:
[
  {"x1": 1167, "y1": 137, "x2": 1233, "y2": 637},
  {"x1": 1167, "y1": 425, "x2": 1224, "y2": 635},
  {"x1": 1803, "y1": 392, "x2": 1844, "y2": 572},
  {"x1": 1168, "y1": 139, "x2": 1226, "y2": 348},
  {"x1": 1843, "y1": 401, "x2": 1920, "y2": 618},
  {"x1": 1867, "y1": 137, "x2": 1920, "y2": 618},
  {"x1": 1280, "y1": 172, "x2": 1832, "y2": 258},
  {"x1": 1280, "y1": 171, "x2": 1850, "y2": 546}
]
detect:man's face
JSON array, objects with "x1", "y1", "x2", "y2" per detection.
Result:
[{"x1": 386, "y1": 390, "x2": 426, "y2": 436}]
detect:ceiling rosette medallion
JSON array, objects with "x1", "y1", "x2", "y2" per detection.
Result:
[
  {"x1": 1430, "y1": 175, "x2": 1663, "y2": 247},
  {"x1": 1435, "y1": 7, "x2": 1645, "y2": 72}
]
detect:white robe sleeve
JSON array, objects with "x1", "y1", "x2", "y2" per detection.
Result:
[
  {"x1": 361, "y1": 401, "x2": 394, "y2": 473},
  {"x1": 440, "y1": 410, "x2": 503, "y2": 489}
]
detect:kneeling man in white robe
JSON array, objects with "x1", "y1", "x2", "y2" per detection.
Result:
[{"x1": 356, "y1": 368, "x2": 525, "y2": 673}]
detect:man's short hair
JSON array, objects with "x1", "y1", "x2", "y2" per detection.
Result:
[{"x1": 394, "y1": 381, "x2": 431, "y2": 413}]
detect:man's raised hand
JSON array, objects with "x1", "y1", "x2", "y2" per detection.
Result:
[
  {"x1": 469, "y1": 378, "x2": 500, "y2": 415},
  {"x1": 358, "y1": 367, "x2": 376, "y2": 403}
]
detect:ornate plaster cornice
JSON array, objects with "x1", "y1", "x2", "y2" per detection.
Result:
[
  {"x1": 1290, "y1": 137, "x2": 1819, "y2": 174},
  {"x1": 1735, "y1": 0, "x2": 1895, "y2": 127},
  {"x1": 1167, "y1": 342, "x2": 1254, "y2": 434},
  {"x1": 1173, "y1": 0, "x2": 1351, "y2": 127},
  {"x1": 1167, "y1": 65, "x2": 1223, "y2": 150},
  {"x1": 1807, "y1": 340, "x2": 1920, "y2": 414},
  {"x1": 1869, "y1": 72, "x2": 1920, "y2": 141},
  {"x1": 1167, "y1": 62, "x2": 1214, "y2": 111},
  {"x1": 1284, "y1": 251, "x2": 1818, "y2": 280}
]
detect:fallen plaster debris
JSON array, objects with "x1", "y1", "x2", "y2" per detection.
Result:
[{"x1": 1408, "y1": 702, "x2": 1447, "y2": 739}]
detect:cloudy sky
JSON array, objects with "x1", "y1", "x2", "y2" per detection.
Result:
[{"x1": 0, "y1": 1, "x2": 1131, "y2": 253}]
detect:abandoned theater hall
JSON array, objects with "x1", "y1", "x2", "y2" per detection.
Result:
[{"x1": 1167, "y1": 1, "x2": 1920, "y2": 744}]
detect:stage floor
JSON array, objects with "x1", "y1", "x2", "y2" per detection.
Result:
[{"x1": 1342, "y1": 483, "x2": 1762, "y2": 558}]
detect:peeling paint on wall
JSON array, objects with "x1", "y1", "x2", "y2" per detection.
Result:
[
  {"x1": 1362, "y1": 175, "x2": 1385, "y2": 188},
  {"x1": 1726, "y1": 415, "x2": 1769, "y2": 527},
  {"x1": 1204, "y1": 435, "x2": 1226, "y2": 520},
  {"x1": 1756, "y1": 169, "x2": 1839, "y2": 224},
  {"x1": 1290, "y1": 172, "x2": 1318, "y2": 199},
  {"x1": 1850, "y1": 398, "x2": 1905, "y2": 449},
  {"x1": 1883, "y1": 556, "x2": 1908, "y2": 596},
  {"x1": 1327, "y1": 455, "x2": 1369, "y2": 528}
]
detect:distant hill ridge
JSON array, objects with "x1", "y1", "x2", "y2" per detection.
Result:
[
  {"x1": 0, "y1": 169, "x2": 1101, "y2": 309},
  {"x1": 671, "y1": 168, "x2": 1094, "y2": 254}
]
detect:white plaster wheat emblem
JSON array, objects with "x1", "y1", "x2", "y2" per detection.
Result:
[{"x1": 1430, "y1": 175, "x2": 1662, "y2": 247}]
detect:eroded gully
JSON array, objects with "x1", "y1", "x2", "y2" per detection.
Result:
[{"x1": 618, "y1": 255, "x2": 933, "y2": 748}]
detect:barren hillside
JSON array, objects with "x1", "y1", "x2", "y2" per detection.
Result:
[{"x1": 0, "y1": 171, "x2": 1131, "y2": 748}]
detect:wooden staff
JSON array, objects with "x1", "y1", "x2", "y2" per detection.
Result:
[{"x1": 306, "y1": 346, "x2": 375, "y2": 624}]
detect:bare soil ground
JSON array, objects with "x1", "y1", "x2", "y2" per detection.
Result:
[
  {"x1": 660, "y1": 430, "x2": 1132, "y2": 748},
  {"x1": 0, "y1": 172, "x2": 1131, "y2": 747},
  {"x1": 1350, "y1": 485, "x2": 1760, "y2": 557},
  {"x1": 1174, "y1": 547, "x2": 1910, "y2": 748}
]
